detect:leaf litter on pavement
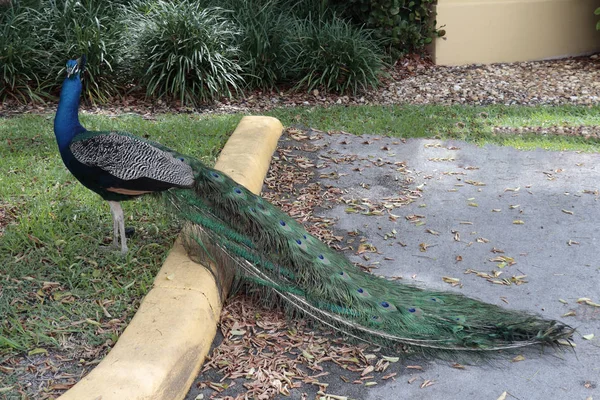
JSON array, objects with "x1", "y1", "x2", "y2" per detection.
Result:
[{"x1": 199, "y1": 126, "x2": 595, "y2": 398}]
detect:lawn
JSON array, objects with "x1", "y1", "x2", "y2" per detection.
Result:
[
  {"x1": 1, "y1": 104, "x2": 599, "y2": 397},
  {"x1": 268, "y1": 104, "x2": 600, "y2": 152}
]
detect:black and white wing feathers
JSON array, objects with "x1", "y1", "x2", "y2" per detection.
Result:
[{"x1": 69, "y1": 131, "x2": 194, "y2": 187}]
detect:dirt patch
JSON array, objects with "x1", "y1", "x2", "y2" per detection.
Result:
[{"x1": 0, "y1": 203, "x2": 18, "y2": 237}]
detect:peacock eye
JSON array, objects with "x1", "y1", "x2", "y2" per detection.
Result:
[
  {"x1": 295, "y1": 239, "x2": 302, "y2": 245},
  {"x1": 211, "y1": 172, "x2": 219, "y2": 178},
  {"x1": 234, "y1": 188, "x2": 242, "y2": 194},
  {"x1": 179, "y1": 157, "x2": 185, "y2": 161},
  {"x1": 303, "y1": 234, "x2": 307, "y2": 239},
  {"x1": 357, "y1": 288, "x2": 364, "y2": 293},
  {"x1": 279, "y1": 220, "x2": 286, "y2": 226},
  {"x1": 408, "y1": 307, "x2": 416, "y2": 313},
  {"x1": 318, "y1": 254, "x2": 332, "y2": 266},
  {"x1": 381, "y1": 301, "x2": 390, "y2": 308}
]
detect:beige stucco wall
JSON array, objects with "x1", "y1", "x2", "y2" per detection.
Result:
[{"x1": 434, "y1": 0, "x2": 600, "y2": 65}]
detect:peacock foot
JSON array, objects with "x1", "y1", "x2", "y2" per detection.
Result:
[{"x1": 99, "y1": 242, "x2": 128, "y2": 256}]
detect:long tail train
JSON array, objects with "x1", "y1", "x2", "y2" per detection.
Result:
[{"x1": 165, "y1": 157, "x2": 574, "y2": 353}]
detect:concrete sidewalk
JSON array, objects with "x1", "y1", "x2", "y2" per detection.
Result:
[{"x1": 318, "y1": 133, "x2": 598, "y2": 400}]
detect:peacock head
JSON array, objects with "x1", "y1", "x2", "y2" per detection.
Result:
[{"x1": 66, "y1": 55, "x2": 86, "y2": 79}]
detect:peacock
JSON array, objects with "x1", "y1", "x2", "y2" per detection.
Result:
[{"x1": 54, "y1": 56, "x2": 574, "y2": 354}]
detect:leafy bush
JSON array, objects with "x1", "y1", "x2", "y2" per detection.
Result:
[
  {"x1": 0, "y1": 2, "x2": 50, "y2": 103},
  {"x1": 2, "y1": 0, "x2": 388, "y2": 103},
  {"x1": 337, "y1": 0, "x2": 440, "y2": 55},
  {"x1": 216, "y1": 0, "x2": 293, "y2": 89},
  {"x1": 125, "y1": 1, "x2": 242, "y2": 105},
  {"x1": 283, "y1": 16, "x2": 385, "y2": 94},
  {"x1": 279, "y1": 0, "x2": 337, "y2": 20},
  {"x1": 595, "y1": 7, "x2": 600, "y2": 30},
  {"x1": 188, "y1": 0, "x2": 339, "y2": 90},
  {"x1": 41, "y1": 0, "x2": 126, "y2": 103}
]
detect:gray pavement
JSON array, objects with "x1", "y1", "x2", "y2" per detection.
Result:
[{"x1": 189, "y1": 132, "x2": 600, "y2": 400}]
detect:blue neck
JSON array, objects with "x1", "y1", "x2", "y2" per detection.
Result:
[{"x1": 54, "y1": 76, "x2": 86, "y2": 151}]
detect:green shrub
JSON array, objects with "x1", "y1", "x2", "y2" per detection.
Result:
[
  {"x1": 220, "y1": 0, "x2": 293, "y2": 89},
  {"x1": 280, "y1": 0, "x2": 337, "y2": 20},
  {"x1": 595, "y1": 7, "x2": 600, "y2": 30},
  {"x1": 125, "y1": 1, "x2": 242, "y2": 105},
  {"x1": 41, "y1": 0, "x2": 126, "y2": 103},
  {"x1": 283, "y1": 16, "x2": 385, "y2": 94},
  {"x1": 0, "y1": 2, "x2": 50, "y2": 103},
  {"x1": 336, "y1": 0, "x2": 440, "y2": 55},
  {"x1": 184, "y1": 0, "x2": 339, "y2": 90},
  {"x1": 2, "y1": 0, "x2": 388, "y2": 103}
]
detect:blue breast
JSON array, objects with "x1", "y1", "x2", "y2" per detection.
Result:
[{"x1": 54, "y1": 75, "x2": 134, "y2": 201}]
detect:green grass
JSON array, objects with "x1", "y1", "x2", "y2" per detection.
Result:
[
  {"x1": 0, "y1": 113, "x2": 240, "y2": 357},
  {"x1": 1, "y1": 104, "x2": 599, "y2": 397},
  {"x1": 267, "y1": 104, "x2": 600, "y2": 152}
]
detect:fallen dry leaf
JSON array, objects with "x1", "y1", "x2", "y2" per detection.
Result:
[
  {"x1": 442, "y1": 276, "x2": 460, "y2": 286},
  {"x1": 577, "y1": 298, "x2": 600, "y2": 307},
  {"x1": 465, "y1": 180, "x2": 486, "y2": 186},
  {"x1": 357, "y1": 243, "x2": 378, "y2": 255},
  {"x1": 557, "y1": 339, "x2": 575, "y2": 347},
  {"x1": 420, "y1": 379, "x2": 435, "y2": 388},
  {"x1": 582, "y1": 334, "x2": 594, "y2": 340}
]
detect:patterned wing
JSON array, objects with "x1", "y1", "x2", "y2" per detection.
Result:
[{"x1": 70, "y1": 131, "x2": 194, "y2": 187}]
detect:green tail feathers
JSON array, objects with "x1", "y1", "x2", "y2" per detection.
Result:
[{"x1": 166, "y1": 160, "x2": 573, "y2": 352}]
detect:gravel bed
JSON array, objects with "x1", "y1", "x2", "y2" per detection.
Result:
[
  {"x1": 373, "y1": 55, "x2": 600, "y2": 106},
  {"x1": 222, "y1": 55, "x2": 600, "y2": 110}
]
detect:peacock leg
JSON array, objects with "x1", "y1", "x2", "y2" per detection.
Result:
[
  {"x1": 109, "y1": 204, "x2": 119, "y2": 248},
  {"x1": 108, "y1": 201, "x2": 128, "y2": 254}
]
